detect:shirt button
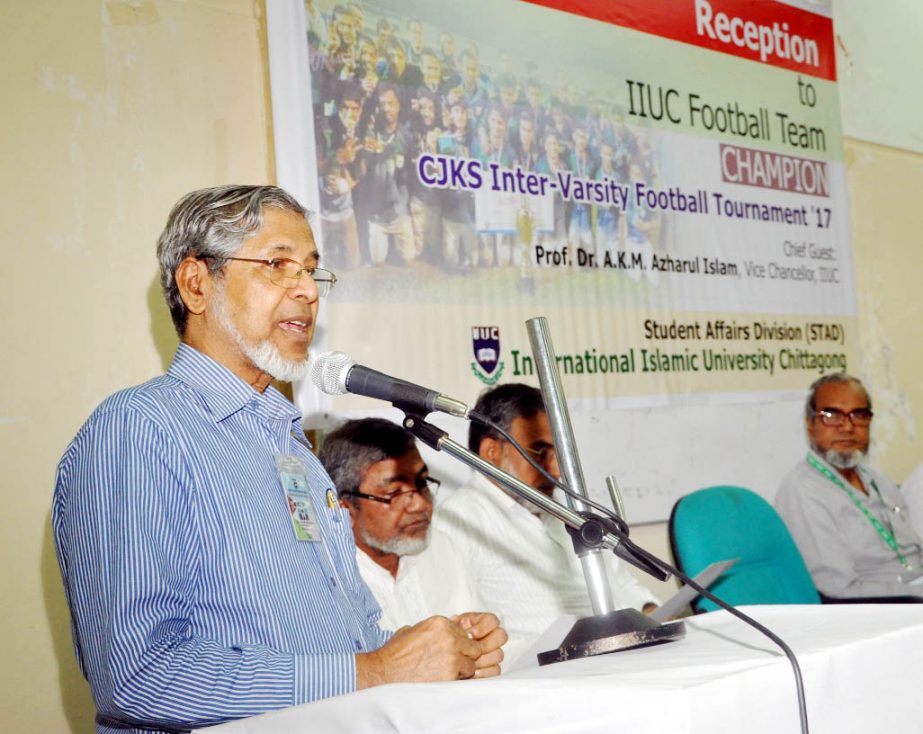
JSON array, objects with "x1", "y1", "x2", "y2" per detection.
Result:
[
  {"x1": 354, "y1": 639, "x2": 363, "y2": 651},
  {"x1": 330, "y1": 576, "x2": 337, "y2": 587}
]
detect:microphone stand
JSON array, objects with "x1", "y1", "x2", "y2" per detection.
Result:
[
  {"x1": 399, "y1": 411, "x2": 686, "y2": 665},
  {"x1": 400, "y1": 415, "x2": 810, "y2": 733}
]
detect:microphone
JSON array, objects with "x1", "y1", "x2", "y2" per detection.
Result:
[{"x1": 310, "y1": 351, "x2": 470, "y2": 418}]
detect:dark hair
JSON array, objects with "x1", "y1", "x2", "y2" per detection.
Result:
[
  {"x1": 805, "y1": 373, "x2": 871, "y2": 419},
  {"x1": 468, "y1": 383, "x2": 545, "y2": 453},
  {"x1": 377, "y1": 81, "x2": 401, "y2": 101},
  {"x1": 335, "y1": 79, "x2": 363, "y2": 106},
  {"x1": 319, "y1": 418, "x2": 417, "y2": 503},
  {"x1": 414, "y1": 86, "x2": 437, "y2": 105}
]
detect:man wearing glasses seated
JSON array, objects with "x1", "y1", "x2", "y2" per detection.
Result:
[
  {"x1": 53, "y1": 186, "x2": 505, "y2": 734},
  {"x1": 438, "y1": 383, "x2": 659, "y2": 665},
  {"x1": 319, "y1": 418, "x2": 486, "y2": 630},
  {"x1": 775, "y1": 373, "x2": 923, "y2": 599}
]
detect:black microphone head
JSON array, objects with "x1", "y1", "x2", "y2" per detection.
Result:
[{"x1": 310, "y1": 351, "x2": 355, "y2": 395}]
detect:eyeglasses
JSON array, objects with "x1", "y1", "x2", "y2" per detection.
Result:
[
  {"x1": 813, "y1": 408, "x2": 874, "y2": 427},
  {"x1": 213, "y1": 257, "x2": 337, "y2": 296},
  {"x1": 340, "y1": 477, "x2": 440, "y2": 507},
  {"x1": 521, "y1": 444, "x2": 556, "y2": 464}
]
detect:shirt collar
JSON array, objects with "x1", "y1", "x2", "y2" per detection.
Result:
[
  {"x1": 167, "y1": 343, "x2": 301, "y2": 423},
  {"x1": 358, "y1": 546, "x2": 415, "y2": 584}
]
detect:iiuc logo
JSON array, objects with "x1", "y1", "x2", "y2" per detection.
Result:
[{"x1": 471, "y1": 326, "x2": 505, "y2": 385}]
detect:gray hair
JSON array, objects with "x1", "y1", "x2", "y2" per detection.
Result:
[
  {"x1": 805, "y1": 372, "x2": 871, "y2": 418},
  {"x1": 318, "y1": 418, "x2": 417, "y2": 506},
  {"x1": 156, "y1": 185, "x2": 308, "y2": 335}
]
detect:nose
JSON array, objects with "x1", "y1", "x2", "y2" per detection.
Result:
[
  {"x1": 404, "y1": 489, "x2": 432, "y2": 513},
  {"x1": 288, "y1": 269, "x2": 320, "y2": 302},
  {"x1": 544, "y1": 450, "x2": 560, "y2": 481},
  {"x1": 839, "y1": 417, "x2": 857, "y2": 433}
]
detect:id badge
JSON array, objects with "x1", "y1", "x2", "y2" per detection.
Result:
[{"x1": 275, "y1": 454, "x2": 321, "y2": 542}]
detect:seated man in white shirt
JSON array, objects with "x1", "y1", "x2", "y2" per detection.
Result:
[
  {"x1": 319, "y1": 418, "x2": 487, "y2": 630},
  {"x1": 437, "y1": 383, "x2": 659, "y2": 664},
  {"x1": 775, "y1": 373, "x2": 923, "y2": 599}
]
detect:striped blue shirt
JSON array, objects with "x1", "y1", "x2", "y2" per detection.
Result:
[{"x1": 53, "y1": 344, "x2": 389, "y2": 734}]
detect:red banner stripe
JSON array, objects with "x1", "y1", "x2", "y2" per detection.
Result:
[{"x1": 523, "y1": 0, "x2": 836, "y2": 81}]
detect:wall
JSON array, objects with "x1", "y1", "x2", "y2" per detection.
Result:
[
  {"x1": 2, "y1": 1, "x2": 922, "y2": 732},
  {"x1": 0, "y1": 1, "x2": 272, "y2": 731}
]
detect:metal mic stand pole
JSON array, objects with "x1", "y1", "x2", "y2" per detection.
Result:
[
  {"x1": 523, "y1": 316, "x2": 685, "y2": 664},
  {"x1": 527, "y1": 317, "x2": 614, "y2": 614}
]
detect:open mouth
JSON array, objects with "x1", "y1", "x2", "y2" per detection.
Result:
[{"x1": 279, "y1": 319, "x2": 310, "y2": 335}]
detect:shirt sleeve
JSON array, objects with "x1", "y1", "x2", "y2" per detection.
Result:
[
  {"x1": 901, "y1": 464, "x2": 923, "y2": 539},
  {"x1": 53, "y1": 406, "x2": 357, "y2": 731}
]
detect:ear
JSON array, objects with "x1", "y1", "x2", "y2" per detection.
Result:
[
  {"x1": 479, "y1": 436, "x2": 503, "y2": 465},
  {"x1": 175, "y1": 257, "x2": 210, "y2": 318},
  {"x1": 338, "y1": 498, "x2": 359, "y2": 522}
]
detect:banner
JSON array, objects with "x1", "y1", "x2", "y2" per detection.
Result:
[{"x1": 279, "y1": 0, "x2": 852, "y2": 413}]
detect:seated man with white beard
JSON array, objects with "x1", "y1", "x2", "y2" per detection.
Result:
[
  {"x1": 320, "y1": 418, "x2": 486, "y2": 629},
  {"x1": 775, "y1": 373, "x2": 923, "y2": 599}
]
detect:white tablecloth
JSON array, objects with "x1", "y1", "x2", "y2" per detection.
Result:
[{"x1": 198, "y1": 604, "x2": 923, "y2": 733}]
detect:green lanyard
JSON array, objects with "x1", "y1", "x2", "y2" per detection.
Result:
[{"x1": 806, "y1": 452, "x2": 913, "y2": 570}]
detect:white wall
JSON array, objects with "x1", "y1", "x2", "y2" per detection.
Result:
[{"x1": 0, "y1": 1, "x2": 271, "y2": 730}]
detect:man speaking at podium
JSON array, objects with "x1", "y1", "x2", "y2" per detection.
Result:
[{"x1": 52, "y1": 185, "x2": 505, "y2": 734}]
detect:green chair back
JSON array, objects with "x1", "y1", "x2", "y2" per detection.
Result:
[{"x1": 669, "y1": 485, "x2": 820, "y2": 612}]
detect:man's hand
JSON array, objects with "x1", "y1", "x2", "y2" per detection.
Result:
[
  {"x1": 452, "y1": 612, "x2": 507, "y2": 678},
  {"x1": 356, "y1": 616, "x2": 482, "y2": 689}
]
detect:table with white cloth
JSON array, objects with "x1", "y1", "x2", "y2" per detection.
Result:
[{"x1": 197, "y1": 605, "x2": 923, "y2": 734}]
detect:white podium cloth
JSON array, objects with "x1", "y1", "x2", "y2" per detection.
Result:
[{"x1": 197, "y1": 604, "x2": 923, "y2": 733}]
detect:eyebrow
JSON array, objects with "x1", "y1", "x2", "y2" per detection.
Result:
[
  {"x1": 266, "y1": 244, "x2": 320, "y2": 264},
  {"x1": 381, "y1": 467, "x2": 429, "y2": 485}
]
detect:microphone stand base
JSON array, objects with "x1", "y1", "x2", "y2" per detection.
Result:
[{"x1": 537, "y1": 609, "x2": 685, "y2": 666}]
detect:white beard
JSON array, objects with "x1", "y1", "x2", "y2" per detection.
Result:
[
  {"x1": 813, "y1": 442, "x2": 866, "y2": 470},
  {"x1": 212, "y1": 284, "x2": 311, "y2": 383},
  {"x1": 824, "y1": 449, "x2": 866, "y2": 469},
  {"x1": 361, "y1": 527, "x2": 431, "y2": 557}
]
